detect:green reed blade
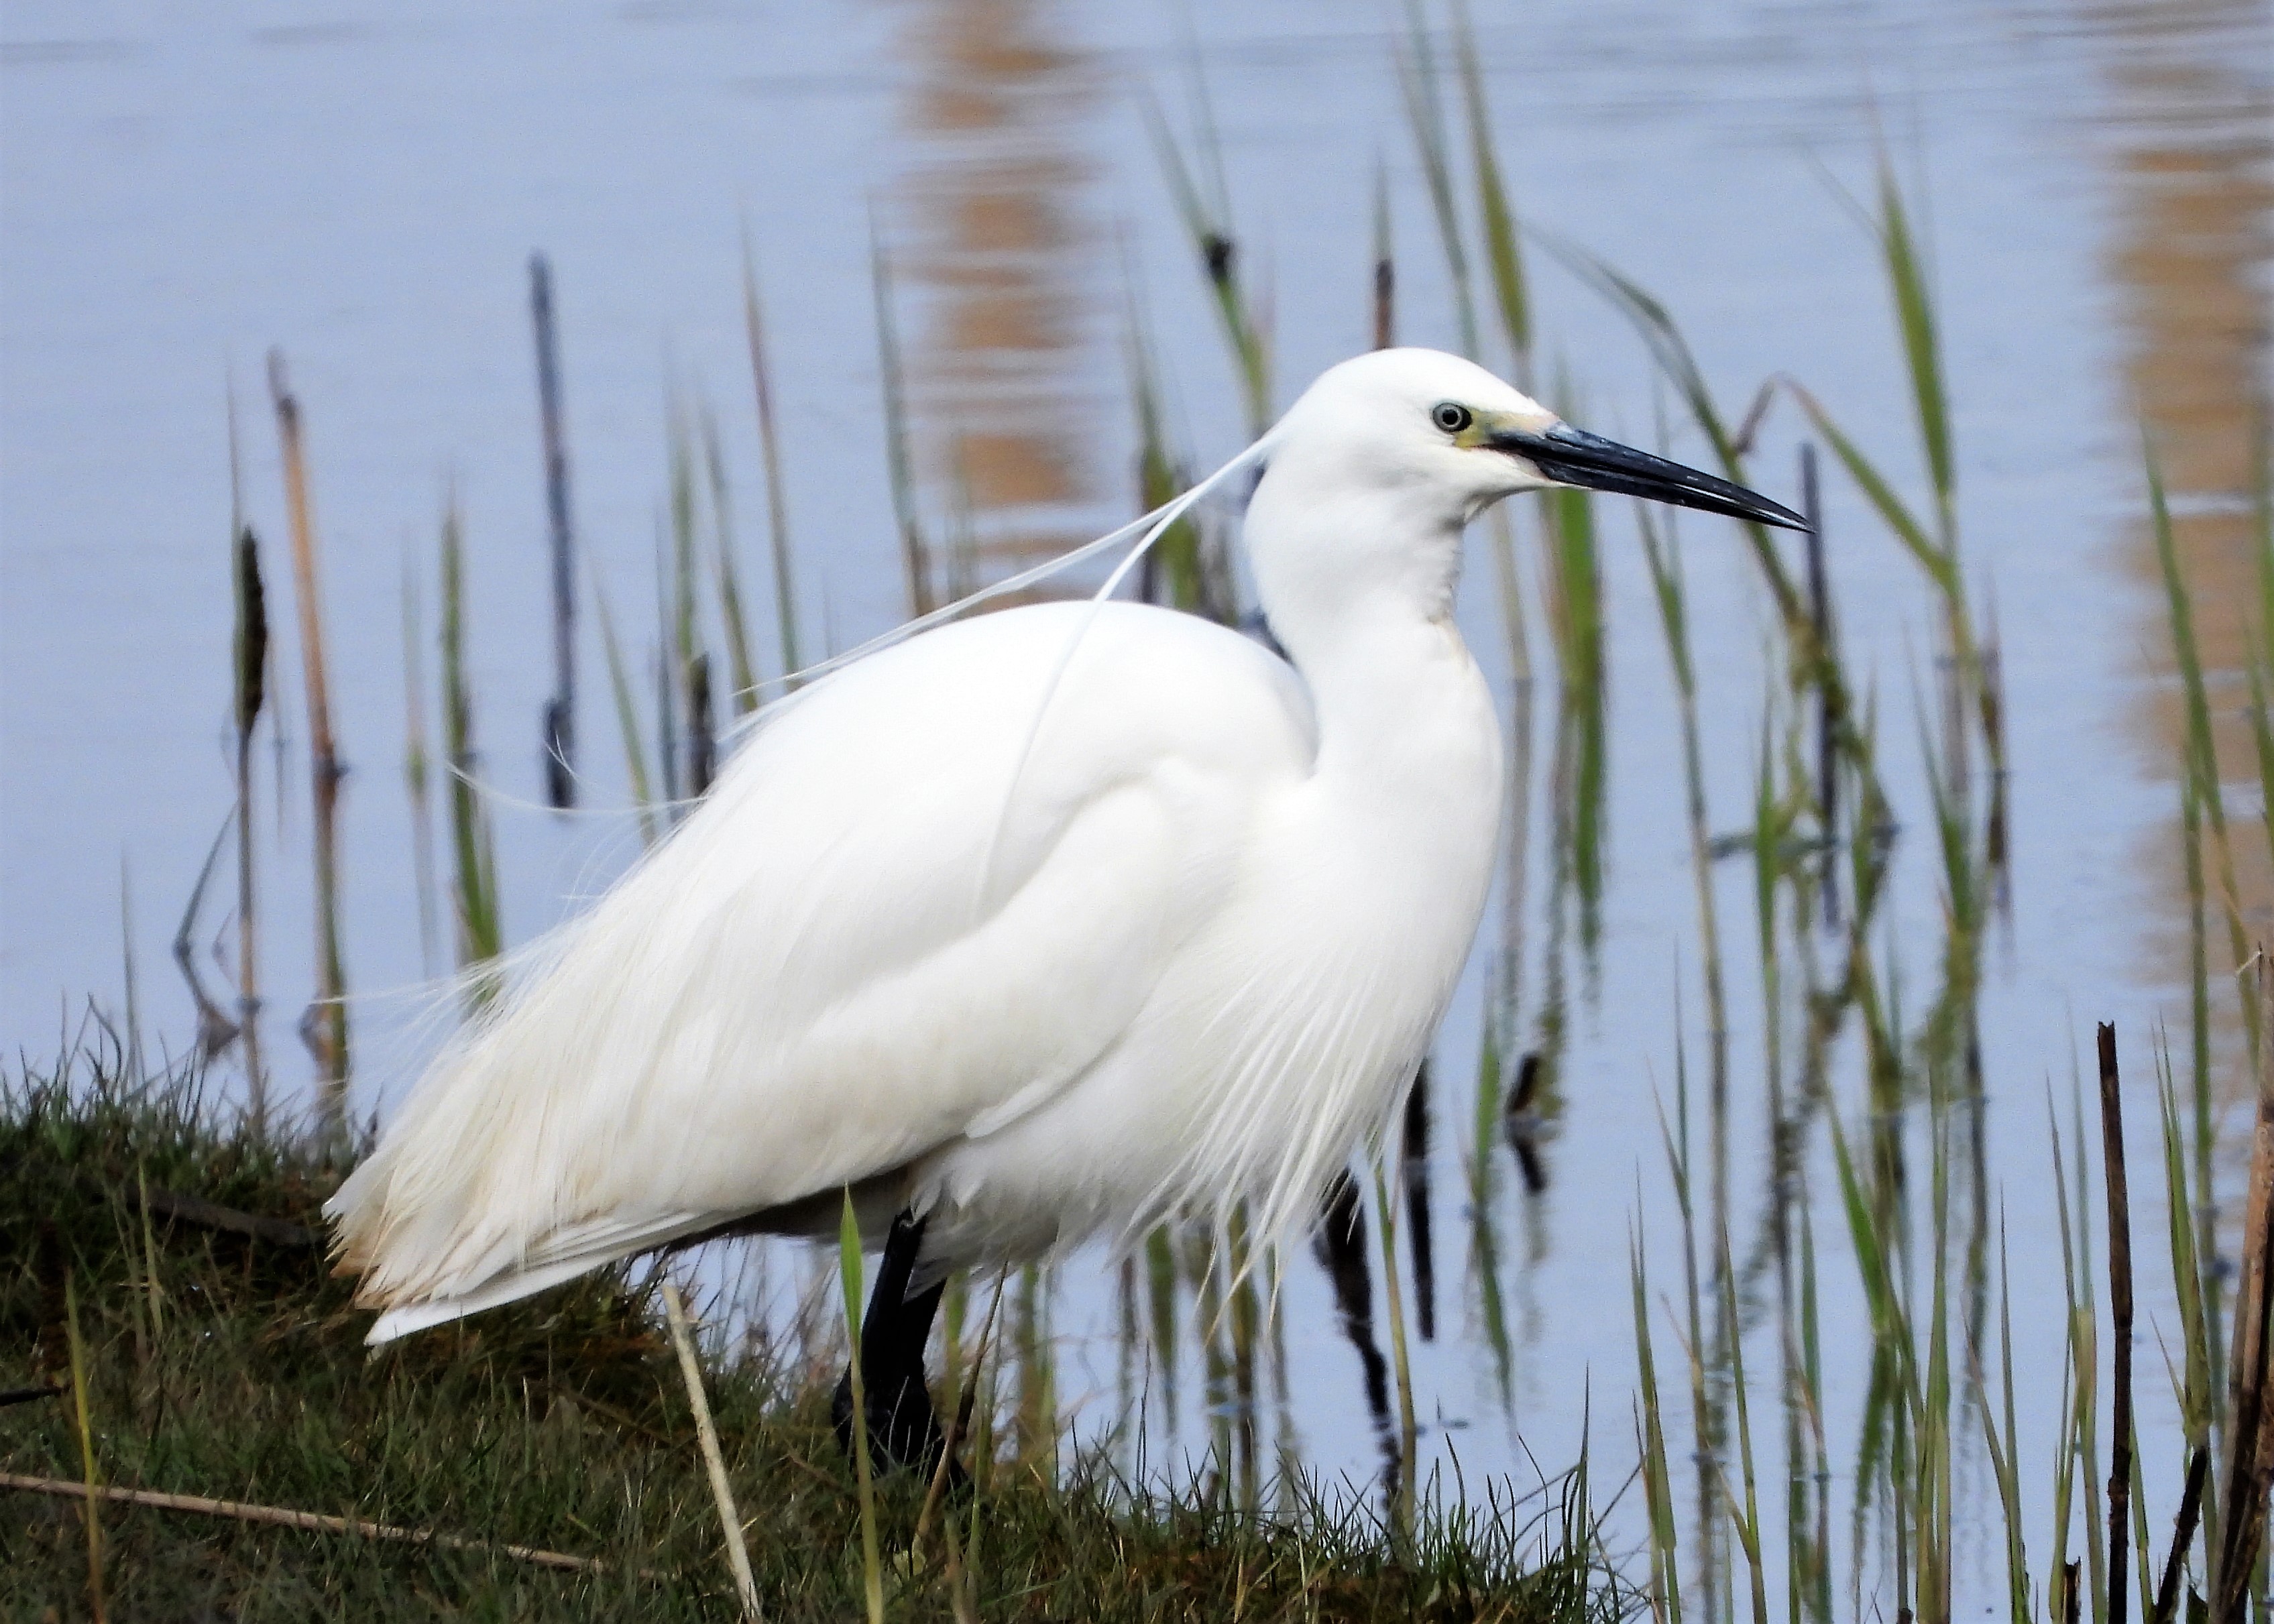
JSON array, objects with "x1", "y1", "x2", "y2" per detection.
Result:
[
  {"x1": 400, "y1": 557, "x2": 441, "y2": 982},
  {"x1": 1641, "y1": 508, "x2": 1731, "y2": 1147},
  {"x1": 838, "y1": 1190, "x2": 884, "y2": 1624},
  {"x1": 1469, "y1": 1153, "x2": 1514, "y2": 1416},
  {"x1": 1372, "y1": 1163, "x2": 1419, "y2": 1544},
  {"x1": 1141, "y1": 93, "x2": 1271, "y2": 437},
  {"x1": 1534, "y1": 236, "x2": 1726, "y2": 463},
  {"x1": 1143, "y1": 1223, "x2": 1179, "y2": 1433},
  {"x1": 741, "y1": 230, "x2": 801, "y2": 690},
  {"x1": 589, "y1": 565, "x2": 659, "y2": 850},
  {"x1": 1870, "y1": 154, "x2": 1955, "y2": 545},
  {"x1": 699, "y1": 403, "x2": 758, "y2": 718},
  {"x1": 439, "y1": 496, "x2": 502, "y2": 989},
  {"x1": 2248, "y1": 666, "x2": 2274, "y2": 937},
  {"x1": 1789, "y1": 384, "x2": 1951, "y2": 597},
  {"x1": 2149, "y1": 437, "x2": 2259, "y2": 1072},
  {"x1": 2159, "y1": 1053, "x2": 2213, "y2": 1444},
  {"x1": 1121, "y1": 251, "x2": 1211, "y2": 618},
  {"x1": 1451, "y1": 0, "x2": 1531, "y2": 380},
  {"x1": 1630, "y1": 1232, "x2": 1683, "y2": 1621},
  {"x1": 1394, "y1": 0, "x2": 1479, "y2": 357},
  {"x1": 1717, "y1": 1221, "x2": 1767, "y2": 1623},
  {"x1": 1546, "y1": 461, "x2": 1606, "y2": 958},
  {"x1": 870, "y1": 223, "x2": 931, "y2": 618},
  {"x1": 1974, "y1": 1209, "x2": 2030, "y2": 1618}
]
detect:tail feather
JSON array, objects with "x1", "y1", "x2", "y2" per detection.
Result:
[
  {"x1": 352, "y1": 1207, "x2": 730, "y2": 1344},
  {"x1": 365, "y1": 1255, "x2": 606, "y2": 1344}
]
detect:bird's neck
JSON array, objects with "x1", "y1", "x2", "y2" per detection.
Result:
[{"x1": 1245, "y1": 473, "x2": 1481, "y2": 774}]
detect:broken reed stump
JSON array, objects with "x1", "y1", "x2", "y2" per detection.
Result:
[
  {"x1": 267, "y1": 350, "x2": 350, "y2": 1134},
  {"x1": 2099, "y1": 1021, "x2": 2136, "y2": 1624}
]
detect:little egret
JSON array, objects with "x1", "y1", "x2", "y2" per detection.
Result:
[{"x1": 327, "y1": 347, "x2": 1802, "y2": 1470}]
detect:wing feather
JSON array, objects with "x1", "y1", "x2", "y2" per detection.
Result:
[{"x1": 328, "y1": 602, "x2": 1312, "y2": 1322}]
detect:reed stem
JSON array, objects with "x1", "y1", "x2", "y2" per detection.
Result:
[
  {"x1": 530, "y1": 253, "x2": 578, "y2": 807},
  {"x1": 267, "y1": 350, "x2": 349, "y2": 1134},
  {"x1": 870, "y1": 227, "x2": 930, "y2": 619},
  {"x1": 1373, "y1": 1161, "x2": 1418, "y2": 1542},
  {"x1": 230, "y1": 420, "x2": 268, "y2": 1126},
  {"x1": 2215, "y1": 959, "x2": 2274, "y2": 1621},
  {"x1": 838, "y1": 1193, "x2": 885, "y2": 1624},
  {"x1": 440, "y1": 496, "x2": 503, "y2": 991},
  {"x1": 742, "y1": 233, "x2": 801, "y2": 691},
  {"x1": 65, "y1": 1274, "x2": 107, "y2": 1624},
  {"x1": 401, "y1": 557, "x2": 442, "y2": 977},
  {"x1": 2101, "y1": 1023, "x2": 2137, "y2": 1624}
]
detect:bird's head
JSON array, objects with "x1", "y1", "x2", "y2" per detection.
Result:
[{"x1": 1261, "y1": 347, "x2": 1806, "y2": 534}]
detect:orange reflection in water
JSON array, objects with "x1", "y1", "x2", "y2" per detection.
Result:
[
  {"x1": 889, "y1": 0, "x2": 1106, "y2": 606},
  {"x1": 2099, "y1": 0, "x2": 2274, "y2": 1086}
]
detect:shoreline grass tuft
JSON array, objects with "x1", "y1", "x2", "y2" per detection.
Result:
[{"x1": 2, "y1": 1048, "x2": 1622, "y2": 1621}]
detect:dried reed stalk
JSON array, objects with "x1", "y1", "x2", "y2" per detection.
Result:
[
  {"x1": 0, "y1": 1473, "x2": 608, "y2": 1574},
  {"x1": 661, "y1": 1281, "x2": 759, "y2": 1619},
  {"x1": 916, "y1": 1273, "x2": 1006, "y2": 1558},
  {"x1": 268, "y1": 350, "x2": 349, "y2": 1129}
]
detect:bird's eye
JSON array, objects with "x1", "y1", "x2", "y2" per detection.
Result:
[{"x1": 1432, "y1": 402, "x2": 1473, "y2": 434}]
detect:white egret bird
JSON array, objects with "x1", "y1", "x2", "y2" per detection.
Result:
[{"x1": 327, "y1": 347, "x2": 1802, "y2": 1469}]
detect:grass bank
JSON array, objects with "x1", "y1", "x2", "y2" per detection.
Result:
[{"x1": 0, "y1": 1045, "x2": 1620, "y2": 1621}]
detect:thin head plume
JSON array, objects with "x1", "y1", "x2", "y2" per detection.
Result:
[
  {"x1": 723, "y1": 430, "x2": 1278, "y2": 726},
  {"x1": 443, "y1": 758, "x2": 702, "y2": 822},
  {"x1": 972, "y1": 430, "x2": 1282, "y2": 915}
]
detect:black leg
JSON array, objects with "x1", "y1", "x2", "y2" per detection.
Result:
[{"x1": 832, "y1": 1208, "x2": 960, "y2": 1484}]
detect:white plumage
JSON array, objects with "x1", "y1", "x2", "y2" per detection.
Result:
[{"x1": 327, "y1": 347, "x2": 1803, "y2": 1343}]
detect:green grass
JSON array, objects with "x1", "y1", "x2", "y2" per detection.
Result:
[{"x1": 1, "y1": 1049, "x2": 1622, "y2": 1621}]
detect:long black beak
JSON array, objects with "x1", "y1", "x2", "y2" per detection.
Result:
[{"x1": 1490, "y1": 421, "x2": 1809, "y2": 532}]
